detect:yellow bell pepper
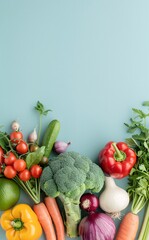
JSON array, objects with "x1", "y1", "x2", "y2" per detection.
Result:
[{"x1": 0, "y1": 203, "x2": 42, "y2": 240}]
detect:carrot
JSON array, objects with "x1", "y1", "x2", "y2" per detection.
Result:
[
  {"x1": 33, "y1": 202, "x2": 56, "y2": 240},
  {"x1": 115, "y1": 212, "x2": 139, "y2": 240},
  {"x1": 44, "y1": 196, "x2": 65, "y2": 240}
]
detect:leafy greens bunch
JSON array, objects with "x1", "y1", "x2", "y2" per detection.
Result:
[{"x1": 124, "y1": 102, "x2": 149, "y2": 240}]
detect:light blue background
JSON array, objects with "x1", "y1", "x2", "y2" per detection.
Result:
[{"x1": 0, "y1": 1, "x2": 148, "y2": 239}]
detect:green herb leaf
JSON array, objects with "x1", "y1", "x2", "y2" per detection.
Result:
[
  {"x1": 26, "y1": 146, "x2": 45, "y2": 169},
  {"x1": 139, "y1": 164, "x2": 147, "y2": 172},
  {"x1": 125, "y1": 138, "x2": 138, "y2": 148},
  {"x1": 35, "y1": 101, "x2": 52, "y2": 116},
  {"x1": 0, "y1": 132, "x2": 10, "y2": 152},
  {"x1": 142, "y1": 101, "x2": 149, "y2": 106},
  {"x1": 132, "y1": 108, "x2": 147, "y2": 118}
]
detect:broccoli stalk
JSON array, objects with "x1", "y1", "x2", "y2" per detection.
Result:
[
  {"x1": 59, "y1": 194, "x2": 81, "y2": 237},
  {"x1": 40, "y1": 151, "x2": 105, "y2": 238},
  {"x1": 59, "y1": 184, "x2": 86, "y2": 237}
]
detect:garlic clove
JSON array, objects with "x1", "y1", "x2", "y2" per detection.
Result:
[
  {"x1": 11, "y1": 121, "x2": 20, "y2": 131},
  {"x1": 28, "y1": 128, "x2": 38, "y2": 143}
]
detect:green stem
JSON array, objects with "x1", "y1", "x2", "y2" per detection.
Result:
[
  {"x1": 136, "y1": 170, "x2": 149, "y2": 178},
  {"x1": 138, "y1": 203, "x2": 149, "y2": 240},
  {"x1": 112, "y1": 142, "x2": 126, "y2": 161},
  {"x1": 11, "y1": 218, "x2": 24, "y2": 230},
  {"x1": 37, "y1": 114, "x2": 42, "y2": 145},
  {"x1": 13, "y1": 176, "x2": 40, "y2": 204},
  {"x1": 131, "y1": 194, "x2": 147, "y2": 214},
  {"x1": 1, "y1": 134, "x2": 18, "y2": 157}
]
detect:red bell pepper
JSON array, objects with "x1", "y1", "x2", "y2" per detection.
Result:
[{"x1": 98, "y1": 141, "x2": 137, "y2": 179}]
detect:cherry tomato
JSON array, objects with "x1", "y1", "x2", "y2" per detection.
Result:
[
  {"x1": 19, "y1": 169, "x2": 31, "y2": 181},
  {"x1": 13, "y1": 159, "x2": 26, "y2": 172},
  {"x1": 10, "y1": 131, "x2": 23, "y2": 144},
  {"x1": 16, "y1": 140, "x2": 28, "y2": 154},
  {"x1": 0, "y1": 146, "x2": 4, "y2": 164},
  {"x1": 30, "y1": 164, "x2": 42, "y2": 178},
  {"x1": 4, "y1": 152, "x2": 17, "y2": 165},
  {"x1": 4, "y1": 166, "x2": 17, "y2": 179}
]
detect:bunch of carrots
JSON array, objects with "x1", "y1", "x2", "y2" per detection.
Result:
[{"x1": 33, "y1": 196, "x2": 65, "y2": 240}]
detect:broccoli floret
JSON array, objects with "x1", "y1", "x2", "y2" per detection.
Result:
[{"x1": 40, "y1": 151, "x2": 105, "y2": 238}]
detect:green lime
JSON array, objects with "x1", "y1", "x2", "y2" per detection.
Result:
[{"x1": 0, "y1": 178, "x2": 20, "y2": 211}]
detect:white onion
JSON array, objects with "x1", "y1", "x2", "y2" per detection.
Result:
[{"x1": 99, "y1": 176, "x2": 129, "y2": 217}]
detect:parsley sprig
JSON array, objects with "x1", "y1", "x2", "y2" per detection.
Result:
[
  {"x1": 35, "y1": 101, "x2": 52, "y2": 145},
  {"x1": 125, "y1": 102, "x2": 149, "y2": 240}
]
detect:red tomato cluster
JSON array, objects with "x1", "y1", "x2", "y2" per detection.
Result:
[
  {"x1": 10, "y1": 131, "x2": 28, "y2": 154},
  {"x1": 2, "y1": 152, "x2": 42, "y2": 181},
  {"x1": 0, "y1": 125, "x2": 43, "y2": 182},
  {"x1": 0, "y1": 129, "x2": 43, "y2": 181}
]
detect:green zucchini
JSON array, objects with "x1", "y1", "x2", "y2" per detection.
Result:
[{"x1": 42, "y1": 119, "x2": 60, "y2": 158}]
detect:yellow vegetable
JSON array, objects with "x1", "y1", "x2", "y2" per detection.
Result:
[{"x1": 0, "y1": 203, "x2": 42, "y2": 240}]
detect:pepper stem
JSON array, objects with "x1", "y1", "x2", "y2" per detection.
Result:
[
  {"x1": 11, "y1": 219, "x2": 24, "y2": 230},
  {"x1": 112, "y1": 142, "x2": 126, "y2": 162}
]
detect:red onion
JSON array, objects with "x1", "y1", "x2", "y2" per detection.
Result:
[
  {"x1": 80, "y1": 193, "x2": 99, "y2": 212},
  {"x1": 54, "y1": 141, "x2": 71, "y2": 154},
  {"x1": 79, "y1": 212, "x2": 116, "y2": 240}
]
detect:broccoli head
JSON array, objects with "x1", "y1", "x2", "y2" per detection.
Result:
[{"x1": 40, "y1": 151, "x2": 105, "y2": 238}]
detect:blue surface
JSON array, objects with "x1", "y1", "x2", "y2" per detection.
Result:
[{"x1": 0, "y1": 1, "x2": 148, "y2": 239}]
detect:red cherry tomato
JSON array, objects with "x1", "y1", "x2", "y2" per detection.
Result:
[
  {"x1": 0, "y1": 146, "x2": 4, "y2": 164},
  {"x1": 13, "y1": 159, "x2": 26, "y2": 172},
  {"x1": 4, "y1": 165, "x2": 17, "y2": 179},
  {"x1": 19, "y1": 169, "x2": 31, "y2": 181},
  {"x1": 16, "y1": 140, "x2": 28, "y2": 154},
  {"x1": 10, "y1": 131, "x2": 23, "y2": 144},
  {"x1": 30, "y1": 164, "x2": 42, "y2": 178},
  {"x1": 4, "y1": 152, "x2": 17, "y2": 165}
]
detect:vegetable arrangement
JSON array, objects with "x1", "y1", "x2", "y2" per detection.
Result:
[
  {"x1": 40, "y1": 151, "x2": 105, "y2": 238},
  {"x1": 0, "y1": 100, "x2": 148, "y2": 240},
  {"x1": 0, "y1": 101, "x2": 65, "y2": 240}
]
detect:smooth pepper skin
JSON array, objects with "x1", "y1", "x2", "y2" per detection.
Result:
[
  {"x1": 99, "y1": 141, "x2": 137, "y2": 179},
  {"x1": 0, "y1": 203, "x2": 42, "y2": 240}
]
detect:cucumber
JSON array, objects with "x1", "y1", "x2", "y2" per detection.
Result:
[{"x1": 42, "y1": 119, "x2": 60, "y2": 158}]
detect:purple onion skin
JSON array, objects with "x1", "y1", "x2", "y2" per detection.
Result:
[
  {"x1": 80, "y1": 193, "x2": 99, "y2": 212},
  {"x1": 79, "y1": 212, "x2": 116, "y2": 240}
]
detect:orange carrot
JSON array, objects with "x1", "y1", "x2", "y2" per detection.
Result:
[
  {"x1": 115, "y1": 212, "x2": 139, "y2": 240},
  {"x1": 44, "y1": 196, "x2": 65, "y2": 240},
  {"x1": 33, "y1": 202, "x2": 56, "y2": 240}
]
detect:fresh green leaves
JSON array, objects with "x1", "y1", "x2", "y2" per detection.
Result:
[
  {"x1": 0, "y1": 132, "x2": 12, "y2": 152},
  {"x1": 26, "y1": 146, "x2": 45, "y2": 169},
  {"x1": 142, "y1": 101, "x2": 149, "y2": 106},
  {"x1": 35, "y1": 101, "x2": 52, "y2": 116},
  {"x1": 125, "y1": 102, "x2": 149, "y2": 214}
]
